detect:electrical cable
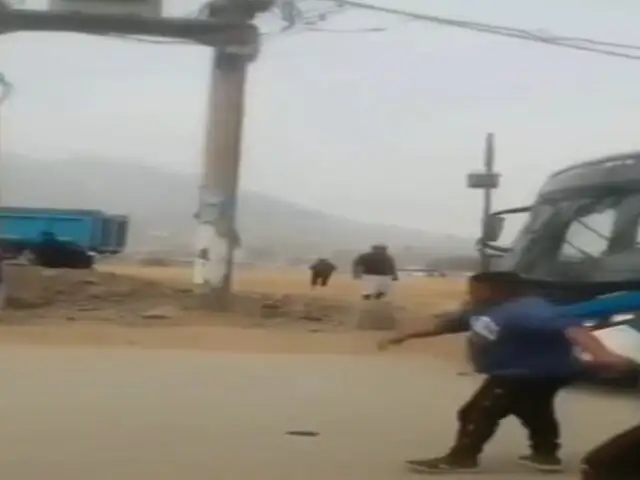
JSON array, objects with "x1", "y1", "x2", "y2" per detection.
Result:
[
  {"x1": 63, "y1": 0, "x2": 640, "y2": 61},
  {"x1": 305, "y1": 25, "x2": 386, "y2": 32},
  {"x1": 106, "y1": 34, "x2": 194, "y2": 45},
  {"x1": 329, "y1": 0, "x2": 640, "y2": 61}
]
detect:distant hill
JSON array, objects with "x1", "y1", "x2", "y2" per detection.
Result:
[{"x1": 0, "y1": 155, "x2": 474, "y2": 261}]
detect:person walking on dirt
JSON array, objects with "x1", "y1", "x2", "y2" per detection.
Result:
[
  {"x1": 309, "y1": 258, "x2": 337, "y2": 288},
  {"x1": 378, "y1": 271, "x2": 635, "y2": 474},
  {"x1": 352, "y1": 244, "x2": 398, "y2": 300}
]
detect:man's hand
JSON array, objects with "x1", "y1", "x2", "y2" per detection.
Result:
[
  {"x1": 377, "y1": 334, "x2": 407, "y2": 351},
  {"x1": 588, "y1": 351, "x2": 637, "y2": 371}
]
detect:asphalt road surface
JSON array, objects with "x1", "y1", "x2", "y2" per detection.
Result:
[{"x1": 0, "y1": 347, "x2": 635, "y2": 480}]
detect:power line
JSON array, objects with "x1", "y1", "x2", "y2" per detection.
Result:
[
  {"x1": 272, "y1": 0, "x2": 640, "y2": 60},
  {"x1": 329, "y1": 0, "x2": 640, "y2": 61},
  {"x1": 271, "y1": 0, "x2": 386, "y2": 34},
  {"x1": 40, "y1": 0, "x2": 640, "y2": 60},
  {"x1": 547, "y1": 35, "x2": 640, "y2": 52},
  {"x1": 306, "y1": 25, "x2": 386, "y2": 32},
  {"x1": 106, "y1": 33, "x2": 193, "y2": 45}
]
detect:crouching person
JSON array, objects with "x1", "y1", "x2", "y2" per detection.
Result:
[{"x1": 309, "y1": 258, "x2": 337, "y2": 288}]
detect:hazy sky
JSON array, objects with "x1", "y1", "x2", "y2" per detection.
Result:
[{"x1": 1, "y1": 0, "x2": 640, "y2": 236}]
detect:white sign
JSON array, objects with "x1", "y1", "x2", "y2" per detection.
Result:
[
  {"x1": 49, "y1": 0, "x2": 163, "y2": 17},
  {"x1": 466, "y1": 171, "x2": 500, "y2": 189}
]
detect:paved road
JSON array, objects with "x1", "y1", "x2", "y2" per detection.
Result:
[{"x1": 0, "y1": 347, "x2": 635, "y2": 480}]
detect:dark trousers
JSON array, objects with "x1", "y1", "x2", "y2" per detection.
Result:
[
  {"x1": 448, "y1": 376, "x2": 569, "y2": 460},
  {"x1": 581, "y1": 424, "x2": 640, "y2": 480},
  {"x1": 311, "y1": 271, "x2": 331, "y2": 287}
]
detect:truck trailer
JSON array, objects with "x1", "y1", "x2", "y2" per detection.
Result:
[{"x1": 0, "y1": 207, "x2": 129, "y2": 266}]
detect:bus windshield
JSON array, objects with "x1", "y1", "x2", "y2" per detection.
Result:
[{"x1": 499, "y1": 190, "x2": 640, "y2": 282}]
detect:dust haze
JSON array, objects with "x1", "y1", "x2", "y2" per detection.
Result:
[{"x1": 2, "y1": 154, "x2": 475, "y2": 266}]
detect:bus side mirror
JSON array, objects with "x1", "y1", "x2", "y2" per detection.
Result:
[{"x1": 482, "y1": 215, "x2": 505, "y2": 242}]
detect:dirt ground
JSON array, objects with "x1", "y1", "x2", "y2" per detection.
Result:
[
  {"x1": 0, "y1": 265, "x2": 632, "y2": 479},
  {"x1": 4, "y1": 347, "x2": 632, "y2": 480},
  {"x1": 0, "y1": 264, "x2": 469, "y2": 365}
]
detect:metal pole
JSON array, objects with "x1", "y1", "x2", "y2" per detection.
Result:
[
  {"x1": 480, "y1": 132, "x2": 495, "y2": 271},
  {"x1": 0, "y1": 75, "x2": 13, "y2": 207},
  {"x1": 193, "y1": 1, "x2": 260, "y2": 309}
]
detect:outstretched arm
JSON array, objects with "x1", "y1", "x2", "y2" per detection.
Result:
[{"x1": 378, "y1": 308, "x2": 470, "y2": 349}]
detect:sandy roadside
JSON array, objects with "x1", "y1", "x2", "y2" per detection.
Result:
[
  {"x1": 0, "y1": 323, "x2": 468, "y2": 366},
  {"x1": 0, "y1": 265, "x2": 469, "y2": 367}
]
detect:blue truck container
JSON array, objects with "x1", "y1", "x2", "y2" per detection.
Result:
[{"x1": 0, "y1": 207, "x2": 129, "y2": 256}]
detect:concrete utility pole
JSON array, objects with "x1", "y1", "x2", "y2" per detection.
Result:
[
  {"x1": 0, "y1": 1, "x2": 270, "y2": 309},
  {"x1": 466, "y1": 133, "x2": 500, "y2": 271},
  {"x1": 193, "y1": 0, "x2": 264, "y2": 309}
]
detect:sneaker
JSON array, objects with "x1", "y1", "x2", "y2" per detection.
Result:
[
  {"x1": 406, "y1": 455, "x2": 479, "y2": 473},
  {"x1": 517, "y1": 454, "x2": 563, "y2": 473}
]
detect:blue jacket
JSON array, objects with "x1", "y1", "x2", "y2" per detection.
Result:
[
  {"x1": 455, "y1": 292, "x2": 640, "y2": 376},
  {"x1": 467, "y1": 296, "x2": 582, "y2": 376}
]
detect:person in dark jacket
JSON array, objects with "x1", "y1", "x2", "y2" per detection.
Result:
[
  {"x1": 309, "y1": 258, "x2": 337, "y2": 288},
  {"x1": 352, "y1": 244, "x2": 398, "y2": 300},
  {"x1": 378, "y1": 271, "x2": 635, "y2": 474},
  {"x1": 33, "y1": 231, "x2": 94, "y2": 269},
  {"x1": 558, "y1": 294, "x2": 640, "y2": 480},
  {"x1": 580, "y1": 424, "x2": 640, "y2": 480}
]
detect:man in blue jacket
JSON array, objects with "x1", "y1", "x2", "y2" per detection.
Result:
[{"x1": 379, "y1": 271, "x2": 635, "y2": 474}]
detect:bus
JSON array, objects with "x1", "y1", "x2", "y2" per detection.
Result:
[{"x1": 480, "y1": 151, "x2": 640, "y2": 388}]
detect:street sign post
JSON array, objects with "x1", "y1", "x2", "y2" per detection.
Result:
[{"x1": 466, "y1": 133, "x2": 501, "y2": 271}]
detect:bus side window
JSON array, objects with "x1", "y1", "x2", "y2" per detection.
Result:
[{"x1": 559, "y1": 209, "x2": 615, "y2": 260}]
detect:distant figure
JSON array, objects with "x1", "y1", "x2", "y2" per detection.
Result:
[
  {"x1": 309, "y1": 258, "x2": 337, "y2": 288},
  {"x1": 352, "y1": 244, "x2": 398, "y2": 300},
  {"x1": 32, "y1": 231, "x2": 93, "y2": 269}
]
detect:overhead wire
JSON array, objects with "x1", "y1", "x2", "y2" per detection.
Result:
[
  {"x1": 328, "y1": 0, "x2": 640, "y2": 61},
  {"x1": 106, "y1": 34, "x2": 194, "y2": 45},
  {"x1": 59, "y1": 0, "x2": 640, "y2": 61}
]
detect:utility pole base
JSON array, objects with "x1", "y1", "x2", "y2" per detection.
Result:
[{"x1": 196, "y1": 284, "x2": 233, "y2": 311}]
